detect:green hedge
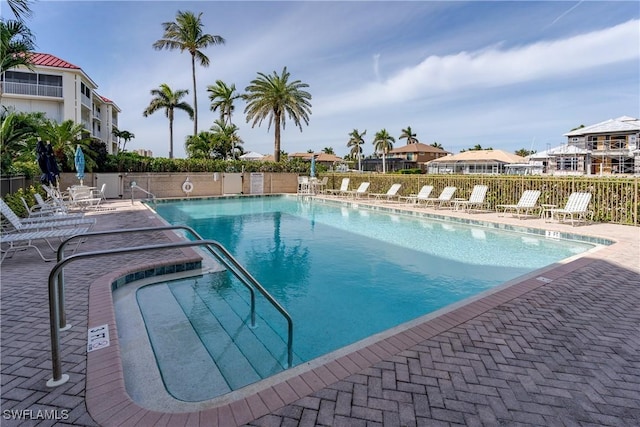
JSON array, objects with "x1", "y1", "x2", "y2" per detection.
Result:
[{"x1": 325, "y1": 173, "x2": 640, "y2": 225}]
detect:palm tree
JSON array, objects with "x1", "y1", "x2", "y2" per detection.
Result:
[
  {"x1": 153, "y1": 10, "x2": 225, "y2": 135},
  {"x1": 0, "y1": 110, "x2": 41, "y2": 170},
  {"x1": 243, "y1": 66, "x2": 312, "y2": 162},
  {"x1": 112, "y1": 128, "x2": 135, "y2": 153},
  {"x1": 40, "y1": 119, "x2": 96, "y2": 171},
  {"x1": 207, "y1": 80, "x2": 239, "y2": 126},
  {"x1": 430, "y1": 141, "x2": 443, "y2": 149},
  {"x1": 185, "y1": 131, "x2": 215, "y2": 159},
  {"x1": 515, "y1": 148, "x2": 536, "y2": 157},
  {"x1": 6, "y1": 0, "x2": 33, "y2": 21},
  {"x1": 399, "y1": 126, "x2": 419, "y2": 144},
  {"x1": 322, "y1": 147, "x2": 334, "y2": 155},
  {"x1": 347, "y1": 128, "x2": 366, "y2": 172},
  {"x1": 0, "y1": 19, "x2": 35, "y2": 101},
  {"x1": 142, "y1": 83, "x2": 194, "y2": 159},
  {"x1": 373, "y1": 129, "x2": 395, "y2": 173},
  {"x1": 210, "y1": 118, "x2": 243, "y2": 159}
]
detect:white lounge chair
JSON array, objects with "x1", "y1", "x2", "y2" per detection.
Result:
[
  {"x1": 497, "y1": 190, "x2": 541, "y2": 218},
  {"x1": 1, "y1": 226, "x2": 91, "y2": 262},
  {"x1": 399, "y1": 185, "x2": 434, "y2": 205},
  {"x1": 423, "y1": 186, "x2": 457, "y2": 209},
  {"x1": 0, "y1": 199, "x2": 95, "y2": 232},
  {"x1": 21, "y1": 195, "x2": 85, "y2": 220},
  {"x1": 326, "y1": 178, "x2": 350, "y2": 197},
  {"x1": 547, "y1": 192, "x2": 593, "y2": 226},
  {"x1": 453, "y1": 185, "x2": 488, "y2": 213},
  {"x1": 370, "y1": 183, "x2": 402, "y2": 201},
  {"x1": 343, "y1": 182, "x2": 370, "y2": 199}
]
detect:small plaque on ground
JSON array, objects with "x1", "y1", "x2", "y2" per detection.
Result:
[{"x1": 87, "y1": 324, "x2": 110, "y2": 352}]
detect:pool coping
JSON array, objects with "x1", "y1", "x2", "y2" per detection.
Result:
[{"x1": 85, "y1": 198, "x2": 624, "y2": 426}]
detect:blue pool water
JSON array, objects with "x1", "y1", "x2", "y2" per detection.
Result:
[{"x1": 140, "y1": 196, "x2": 594, "y2": 401}]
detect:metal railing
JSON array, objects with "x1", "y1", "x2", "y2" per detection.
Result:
[
  {"x1": 48, "y1": 226, "x2": 294, "y2": 387},
  {"x1": 130, "y1": 181, "x2": 156, "y2": 205}
]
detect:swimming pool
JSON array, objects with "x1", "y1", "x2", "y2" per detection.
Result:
[{"x1": 130, "y1": 196, "x2": 595, "y2": 402}]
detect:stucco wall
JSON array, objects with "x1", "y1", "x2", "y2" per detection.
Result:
[{"x1": 58, "y1": 172, "x2": 299, "y2": 199}]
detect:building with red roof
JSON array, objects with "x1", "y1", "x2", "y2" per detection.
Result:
[{"x1": 1, "y1": 53, "x2": 121, "y2": 154}]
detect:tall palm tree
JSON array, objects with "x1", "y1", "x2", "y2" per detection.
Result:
[
  {"x1": 347, "y1": 128, "x2": 366, "y2": 172},
  {"x1": 373, "y1": 129, "x2": 395, "y2": 173},
  {"x1": 243, "y1": 66, "x2": 312, "y2": 162},
  {"x1": 142, "y1": 83, "x2": 194, "y2": 159},
  {"x1": 207, "y1": 80, "x2": 239, "y2": 126},
  {"x1": 399, "y1": 126, "x2": 419, "y2": 144},
  {"x1": 153, "y1": 10, "x2": 225, "y2": 135},
  {"x1": 0, "y1": 19, "x2": 35, "y2": 101}
]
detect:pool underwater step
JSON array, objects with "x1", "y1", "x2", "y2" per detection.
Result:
[{"x1": 136, "y1": 272, "x2": 296, "y2": 401}]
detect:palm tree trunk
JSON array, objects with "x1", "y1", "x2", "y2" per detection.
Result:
[
  {"x1": 274, "y1": 112, "x2": 282, "y2": 162},
  {"x1": 169, "y1": 110, "x2": 174, "y2": 159},
  {"x1": 358, "y1": 152, "x2": 362, "y2": 172},
  {"x1": 191, "y1": 54, "x2": 198, "y2": 136},
  {"x1": 382, "y1": 152, "x2": 386, "y2": 173}
]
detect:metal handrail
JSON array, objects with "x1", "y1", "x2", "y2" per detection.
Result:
[
  {"x1": 48, "y1": 235, "x2": 294, "y2": 387},
  {"x1": 56, "y1": 226, "x2": 248, "y2": 329},
  {"x1": 130, "y1": 182, "x2": 156, "y2": 205}
]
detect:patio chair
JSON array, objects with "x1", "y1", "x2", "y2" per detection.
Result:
[
  {"x1": 547, "y1": 192, "x2": 593, "y2": 226},
  {"x1": 399, "y1": 185, "x2": 434, "y2": 205},
  {"x1": 315, "y1": 177, "x2": 329, "y2": 194},
  {"x1": 326, "y1": 178, "x2": 350, "y2": 196},
  {"x1": 496, "y1": 190, "x2": 541, "y2": 219},
  {"x1": 1, "y1": 226, "x2": 91, "y2": 262},
  {"x1": 0, "y1": 199, "x2": 95, "y2": 232},
  {"x1": 21, "y1": 195, "x2": 85, "y2": 220},
  {"x1": 68, "y1": 186, "x2": 103, "y2": 210},
  {"x1": 343, "y1": 182, "x2": 370, "y2": 199},
  {"x1": 453, "y1": 185, "x2": 489, "y2": 213},
  {"x1": 92, "y1": 183, "x2": 107, "y2": 200},
  {"x1": 422, "y1": 186, "x2": 457, "y2": 209},
  {"x1": 297, "y1": 176, "x2": 310, "y2": 194},
  {"x1": 369, "y1": 183, "x2": 402, "y2": 201}
]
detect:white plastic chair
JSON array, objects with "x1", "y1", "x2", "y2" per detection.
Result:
[{"x1": 497, "y1": 190, "x2": 541, "y2": 218}]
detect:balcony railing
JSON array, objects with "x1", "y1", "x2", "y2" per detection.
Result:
[{"x1": 0, "y1": 81, "x2": 62, "y2": 98}]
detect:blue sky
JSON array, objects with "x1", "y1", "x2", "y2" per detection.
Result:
[{"x1": 3, "y1": 1, "x2": 639, "y2": 158}]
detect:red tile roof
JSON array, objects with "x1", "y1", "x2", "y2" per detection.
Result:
[{"x1": 30, "y1": 53, "x2": 80, "y2": 69}]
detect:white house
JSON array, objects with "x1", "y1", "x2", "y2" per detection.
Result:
[{"x1": 1, "y1": 53, "x2": 121, "y2": 154}]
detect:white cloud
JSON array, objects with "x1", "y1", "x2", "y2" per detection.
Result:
[{"x1": 315, "y1": 19, "x2": 640, "y2": 116}]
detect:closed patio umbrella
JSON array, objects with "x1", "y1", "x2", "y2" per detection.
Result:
[
  {"x1": 45, "y1": 142, "x2": 60, "y2": 185},
  {"x1": 75, "y1": 145, "x2": 85, "y2": 185},
  {"x1": 310, "y1": 154, "x2": 316, "y2": 178},
  {"x1": 36, "y1": 139, "x2": 51, "y2": 185}
]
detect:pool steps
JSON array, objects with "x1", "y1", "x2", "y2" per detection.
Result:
[{"x1": 137, "y1": 271, "x2": 299, "y2": 401}]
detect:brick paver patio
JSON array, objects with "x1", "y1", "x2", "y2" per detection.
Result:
[{"x1": 1, "y1": 199, "x2": 638, "y2": 426}]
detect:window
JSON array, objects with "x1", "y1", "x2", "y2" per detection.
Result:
[
  {"x1": 38, "y1": 74, "x2": 62, "y2": 87},
  {"x1": 4, "y1": 71, "x2": 37, "y2": 84},
  {"x1": 556, "y1": 157, "x2": 579, "y2": 171}
]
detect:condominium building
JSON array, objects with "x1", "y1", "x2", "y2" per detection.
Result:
[{"x1": 0, "y1": 53, "x2": 121, "y2": 154}]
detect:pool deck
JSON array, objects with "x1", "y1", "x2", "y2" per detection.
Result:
[{"x1": 1, "y1": 197, "x2": 639, "y2": 427}]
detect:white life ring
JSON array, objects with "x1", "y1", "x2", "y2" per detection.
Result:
[{"x1": 182, "y1": 180, "x2": 194, "y2": 194}]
